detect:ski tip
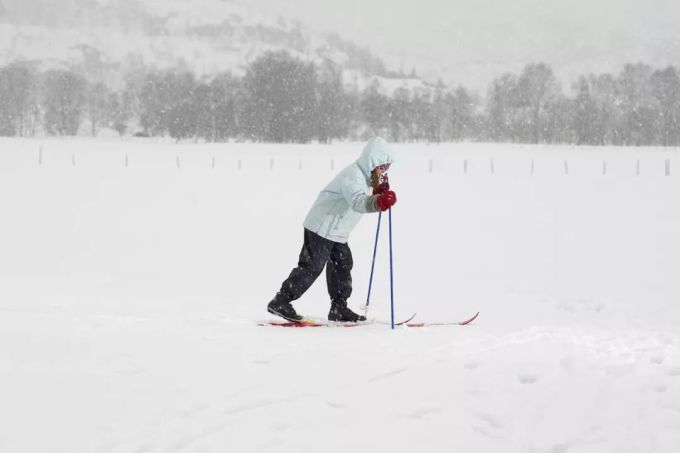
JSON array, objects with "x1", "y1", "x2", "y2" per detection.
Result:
[
  {"x1": 458, "y1": 311, "x2": 480, "y2": 326},
  {"x1": 394, "y1": 312, "x2": 417, "y2": 325}
]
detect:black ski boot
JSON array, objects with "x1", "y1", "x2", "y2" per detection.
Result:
[
  {"x1": 267, "y1": 294, "x2": 303, "y2": 322},
  {"x1": 328, "y1": 300, "x2": 366, "y2": 322}
]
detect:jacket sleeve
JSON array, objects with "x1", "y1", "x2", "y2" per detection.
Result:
[{"x1": 340, "y1": 174, "x2": 379, "y2": 213}]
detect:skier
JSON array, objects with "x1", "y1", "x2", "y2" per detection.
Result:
[{"x1": 267, "y1": 137, "x2": 398, "y2": 322}]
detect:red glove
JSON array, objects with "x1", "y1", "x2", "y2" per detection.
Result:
[
  {"x1": 375, "y1": 190, "x2": 397, "y2": 211},
  {"x1": 372, "y1": 174, "x2": 390, "y2": 195},
  {"x1": 373, "y1": 182, "x2": 390, "y2": 195}
]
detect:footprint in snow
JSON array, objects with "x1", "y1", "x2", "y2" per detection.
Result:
[
  {"x1": 557, "y1": 303, "x2": 575, "y2": 313},
  {"x1": 367, "y1": 367, "x2": 406, "y2": 382},
  {"x1": 463, "y1": 362, "x2": 479, "y2": 370},
  {"x1": 475, "y1": 412, "x2": 505, "y2": 429},
  {"x1": 518, "y1": 373, "x2": 539, "y2": 384},
  {"x1": 660, "y1": 335, "x2": 675, "y2": 345},
  {"x1": 550, "y1": 443, "x2": 570, "y2": 453},
  {"x1": 649, "y1": 355, "x2": 664, "y2": 365},
  {"x1": 666, "y1": 366, "x2": 680, "y2": 377},
  {"x1": 405, "y1": 407, "x2": 441, "y2": 419},
  {"x1": 327, "y1": 401, "x2": 347, "y2": 409},
  {"x1": 472, "y1": 412, "x2": 505, "y2": 439}
]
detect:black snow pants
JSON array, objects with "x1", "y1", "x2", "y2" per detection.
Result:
[{"x1": 277, "y1": 229, "x2": 353, "y2": 304}]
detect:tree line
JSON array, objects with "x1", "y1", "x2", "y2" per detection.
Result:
[{"x1": 2, "y1": 52, "x2": 680, "y2": 146}]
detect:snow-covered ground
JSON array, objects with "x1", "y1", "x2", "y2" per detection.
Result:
[{"x1": 1, "y1": 138, "x2": 679, "y2": 452}]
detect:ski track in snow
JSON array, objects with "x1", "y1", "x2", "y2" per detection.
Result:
[{"x1": 1, "y1": 138, "x2": 680, "y2": 452}]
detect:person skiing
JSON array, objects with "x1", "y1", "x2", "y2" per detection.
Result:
[{"x1": 267, "y1": 137, "x2": 398, "y2": 322}]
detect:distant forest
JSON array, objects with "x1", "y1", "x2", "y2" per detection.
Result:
[{"x1": 2, "y1": 50, "x2": 680, "y2": 146}]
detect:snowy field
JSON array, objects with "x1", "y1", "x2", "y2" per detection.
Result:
[{"x1": 1, "y1": 137, "x2": 679, "y2": 453}]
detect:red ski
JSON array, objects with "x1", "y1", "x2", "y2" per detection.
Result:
[
  {"x1": 259, "y1": 313, "x2": 417, "y2": 328},
  {"x1": 258, "y1": 320, "x2": 363, "y2": 328}
]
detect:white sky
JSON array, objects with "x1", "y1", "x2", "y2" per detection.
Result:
[{"x1": 246, "y1": 0, "x2": 680, "y2": 93}]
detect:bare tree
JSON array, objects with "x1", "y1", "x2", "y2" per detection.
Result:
[
  {"x1": 85, "y1": 82, "x2": 110, "y2": 137},
  {"x1": 43, "y1": 69, "x2": 86, "y2": 136},
  {"x1": 0, "y1": 62, "x2": 39, "y2": 136},
  {"x1": 650, "y1": 67, "x2": 680, "y2": 146},
  {"x1": 516, "y1": 63, "x2": 560, "y2": 144}
]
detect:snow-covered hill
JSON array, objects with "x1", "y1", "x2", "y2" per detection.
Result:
[{"x1": 0, "y1": 0, "x2": 428, "y2": 95}]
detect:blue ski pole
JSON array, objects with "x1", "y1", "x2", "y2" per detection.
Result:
[
  {"x1": 389, "y1": 207, "x2": 395, "y2": 329},
  {"x1": 364, "y1": 211, "x2": 382, "y2": 316}
]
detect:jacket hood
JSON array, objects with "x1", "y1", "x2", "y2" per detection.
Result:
[{"x1": 356, "y1": 137, "x2": 393, "y2": 177}]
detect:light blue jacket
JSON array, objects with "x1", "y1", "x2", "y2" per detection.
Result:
[{"x1": 303, "y1": 137, "x2": 394, "y2": 243}]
